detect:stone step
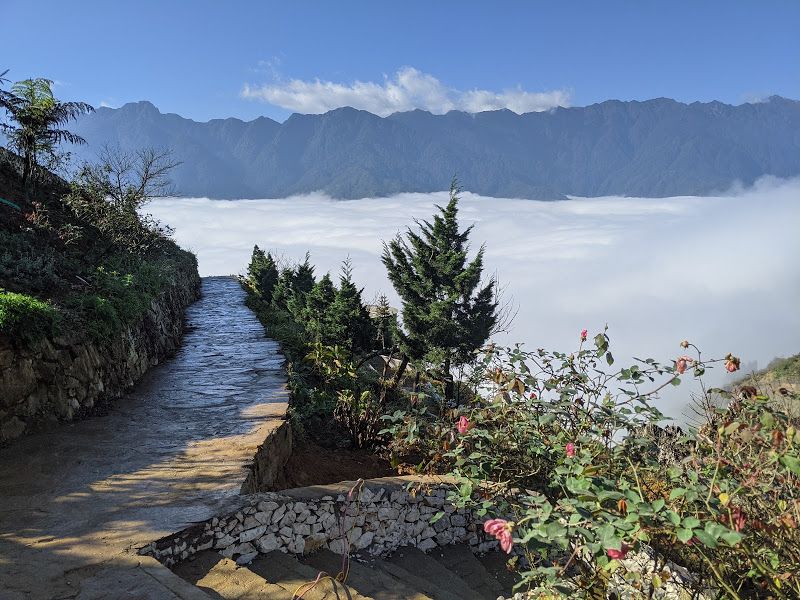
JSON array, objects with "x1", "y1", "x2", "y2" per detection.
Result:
[
  {"x1": 299, "y1": 548, "x2": 434, "y2": 600},
  {"x1": 172, "y1": 550, "x2": 291, "y2": 599},
  {"x1": 251, "y1": 550, "x2": 374, "y2": 600},
  {"x1": 477, "y1": 551, "x2": 522, "y2": 595},
  {"x1": 429, "y1": 545, "x2": 506, "y2": 600},
  {"x1": 384, "y1": 546, "x2": 487, "y2": 600}
]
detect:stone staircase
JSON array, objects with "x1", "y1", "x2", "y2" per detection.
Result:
[{"x1": 173, "y1": 544, "x2": 513, "y2": 600}]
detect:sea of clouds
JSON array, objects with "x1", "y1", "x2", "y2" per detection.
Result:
[{"x1": 148, "y1": 178, "x2": 800, "y2": 421}]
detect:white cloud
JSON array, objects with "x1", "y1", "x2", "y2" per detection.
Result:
[
  {"x1": 241, "y1": 66, "x2": 570, "y2": 116},
  {"x1": 148, "y1": 178, "x2": 800, "y2": 421}
]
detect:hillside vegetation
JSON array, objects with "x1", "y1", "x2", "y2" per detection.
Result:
[{"x1": 0, "y1": 147, "x2": 196, "y2": 344}]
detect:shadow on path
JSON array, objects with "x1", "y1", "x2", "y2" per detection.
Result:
[{"x1": 0, "y1": 277, "x2": 288, "y2": 599}]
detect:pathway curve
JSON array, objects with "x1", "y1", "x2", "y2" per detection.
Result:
[{"x1": 0, "y1": 277, "x2": 288, "y2": 599}]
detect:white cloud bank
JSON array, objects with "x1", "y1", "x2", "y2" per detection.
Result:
[
  {"x1": 148, "y1": 178, "x2": 800, "y2": 420},
  {"x1": 241, "y1": 66, "x2": 570, "y2": 116}
]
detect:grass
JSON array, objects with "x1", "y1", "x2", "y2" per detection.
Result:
[{"x1": 0, "y1": 290, "x2": 60, "y2": 341}]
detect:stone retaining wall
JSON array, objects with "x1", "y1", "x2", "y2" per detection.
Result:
[
  {"x1": 0, "y1": 266, "x2": 201, "y2": 443},
  {"x1": 141, "y1": 480, "x2": 498, "y2": 568}
]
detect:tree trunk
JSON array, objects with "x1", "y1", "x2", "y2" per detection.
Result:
[
  {"x1": 393, "y1": 354, "x2": 409, "y2": 388},
  {"x1": 22, "y1": 151, "x2": 33, "y2": 200},
  {"x1": 443, "y1": 357, "x2": 454, "y2": 401}
]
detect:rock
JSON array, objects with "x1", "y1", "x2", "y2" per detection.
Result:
[
  {"x1": 450, "y1": 514, "x2": 467, "y2": 527},
  {"x1": 354, "y1": 531, "x2": 375, "y2": 550},
  {"x1": 239, "y1": 525, "x2": 267, "y2": 543},
  {"x1": 418, "y1": 537, "x2": 437, "y2": 552},
  {"x1": 214, "y1": 534, "x2": 236, "y2": 549},
  {"x1": 256, "y1": 534, "x2": 281, "y2": 553},
  {"x1": 271, "y1": 504, "x2": 287, "y2": 524},
  {"x1": 378, "y1": 507, "x2": 400, "y2": 520},
  {"x1": 236, "y1": 551, "x2": 258, "y2": 565}
]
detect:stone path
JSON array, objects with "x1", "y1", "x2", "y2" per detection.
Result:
[{"x1": 0, "y1": 277, "x2": 288, "y2": 599}]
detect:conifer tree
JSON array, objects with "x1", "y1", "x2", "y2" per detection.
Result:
[
  {"x1": 303, "y1": 273, "x2": 337, "y2": 344},
  {"x1": 247, "y1": 245, "x2": 279, "y2": 302},
  {"x1": 373, "y1": 294, "x2": 399, "y2": 351},
  {"x1": 327, "y1": 259, "x2": 375, "y2": 358},
  {"x1": 294, "y1": 252, "x2": 316, "y2": 295},
  {"x1": 382, "y1": 180, "x2": 497, "y2": 399},
  {"x1": 270, "y1": 267, "x2": 295, "y2": 310}
]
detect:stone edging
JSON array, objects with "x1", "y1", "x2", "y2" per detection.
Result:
[{"x1": 141, "y1": 479, "x2": 499, "y2": 567}]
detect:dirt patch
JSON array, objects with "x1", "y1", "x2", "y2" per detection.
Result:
[{"x1": 273, "y1": 434, "x2": 394, "y2": 489}]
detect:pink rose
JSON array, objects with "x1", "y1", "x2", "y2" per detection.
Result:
[
  {"x1": 565, "y1": 442, "x2": 576, "y2": 458},
  {"x1": 456, "y1": 416, "x2": 471, "y2": 434},
  {"x1": 675, "y1": 355, "x2": 693, "y2": 375},
  {"x1": 724, "y1": 354, "x2": 740, "y2": 373},
  {"x1": 580, "y1": 329, "x2": 588, "y2": 341},
  {"x1": 606, "y1": 542, "x2": 631, "y2": 560},
  {"x1": 483, "y1": 518, "x2": 514, "y2": 554}
]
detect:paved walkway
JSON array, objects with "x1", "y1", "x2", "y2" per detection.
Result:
[{"x1": 0, "y1": 277, "x2": 288, "y2": 599}]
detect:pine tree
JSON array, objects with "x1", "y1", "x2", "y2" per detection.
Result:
[
  {"x1": 372, "y1": 294, "x2": 399, "y2": 351},
  {"x1": 270, "y1": 267, "x2": 295, "y2": 310},
  {"x1": 382, "y1": 180, "x2": 497, "y2": 399},
  {"x1": 247, "y1": 245, "x2": 279, "y2": 303},
  {"x1": 327, "y1": 259, "x2": 375, "y2": 358},
  {"x1": 303, "y1": 273, "x2": 337, "y2": 344},
  {"x1": 294, "y1": 252, "x2": 316, "y2": 295}
]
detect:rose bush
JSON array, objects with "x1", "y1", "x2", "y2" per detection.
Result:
[{"x1": 381, "y1": 331, "x2": 800, "y2": 598}]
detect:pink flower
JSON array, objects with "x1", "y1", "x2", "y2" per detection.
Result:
[
  {"x1": 456, "y1": 416, "x2": 471, "y2": 434},
  {"x1": 483, "y1": 519, "x2": 514, "y2": 554},
  {"x1": 675, "y1": 355, "x2": 693, "y2": 375},
  {"x1": 606, "y1": 542, "x2": 631, "y2": 560},
  {"x1": 565, "y1": 442, "x2": 576, "y2": 458},
  {"x1": 724, "y1": 354, "x2": 740, "y2": 373},
  {"x1": 580, "y1": 329, "x2": 588, "y2": 341}
]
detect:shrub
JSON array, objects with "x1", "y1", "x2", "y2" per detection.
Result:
[
  {"x1": 381, "y1": 333, "x2": 800, "y2": 598},
  {"x1": 0, "y1": 290, "x2": 60, "y2": 340}
]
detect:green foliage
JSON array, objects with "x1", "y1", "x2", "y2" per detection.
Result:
[
  {"x1": 0, "y1": 290, "x2": 60, "y2": 340},
  {"x1": 247, "y1": 245, "x2": 279, "y2": 303},
  {"x1": 0, "y1": 76, "x2": 93, "y2": 191},
  {"x1": 0, "y1": 129, "x2": 195, "y2": 347},
  {"x1": 382, "y1": 335, "x2": 800, "y2": 598},
  {"x1": 382, "y1": 179, "x2": 497, "y2": 398},
  {"x1": 373, "y1": 294, "x2": 399, "y2": 351},
  {"x1": 325, "y1": 260, "x2": 375, "y2": 358},
  {"x1": 244, "y1": 252, "x2": 392, "y2": 448}
]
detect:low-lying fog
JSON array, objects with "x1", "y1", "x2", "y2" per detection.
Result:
[{"x1": 148, "y1": 178, "x2": 800, "y2": 421}]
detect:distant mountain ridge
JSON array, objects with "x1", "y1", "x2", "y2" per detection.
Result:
[{"x1": 68, "y1": 96, "x2": 800, "y2": 199}]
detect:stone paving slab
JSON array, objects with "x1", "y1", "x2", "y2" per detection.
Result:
[{"x1": 0, "y1": 277, "x2": 288, "y2": 599}]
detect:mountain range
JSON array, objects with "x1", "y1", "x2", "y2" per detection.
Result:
[{"x1": 67, "y1": 96, "x2": 800, "y2": 199}]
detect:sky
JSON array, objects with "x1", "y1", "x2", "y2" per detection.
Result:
[
  {"x1": 4, "y1": 1, "x2": 799, "y2": 122},
  {"x1": 147, "y1": 178, "x2": 800, "y2": 421}
]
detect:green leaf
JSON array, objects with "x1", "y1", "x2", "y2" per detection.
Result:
[
  {"x1": 670, "y1": 377, "x2": 681, "y2": 386},
  {"x1": 682, "y1": 516, "x2": 701, "y2": 529},
  {"x1": 693, "y1": 529, "x2": 718, "y2": 549},
  {"x1": 606, "y1": 352, "x2": 614, "y2": 366},
  {"x1": 651, "y1": 499, "x2": 665, "y2": 512},
  {"x1": 780, "y1": 455, "x2": 800, "y2": 476},
  {"x1": 429, "y1": 511, "x2": 445, "y2": 524},
  {"x1": 666, "y1": 511, "x2": 681, "y2": 527},
  {"x1": 676, "y1": 528, "x2": 693, "y2": 543},
  {"x1": 668, "y1": 488, "x2": 686, "y2": 500},
  {"x1": 720, "y1": 530, "x2": 743, "y2": 546}
]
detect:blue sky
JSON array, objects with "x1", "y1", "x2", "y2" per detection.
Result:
[{"x1": 5, "y1": 0, "x2": 799, "y2": 122}]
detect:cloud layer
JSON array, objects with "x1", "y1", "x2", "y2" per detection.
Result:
[
  {"x1": 148, "y1": 179, "x2": 800, "y2": 420},
  {"x1": 241, "y1": 66, "x2": 570, "y2": 116}
]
